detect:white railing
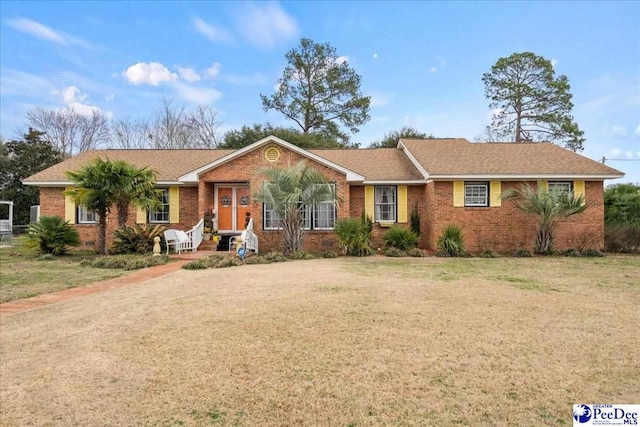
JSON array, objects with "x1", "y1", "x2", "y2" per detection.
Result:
[{"x1": 187, "y1": 218, "x2": 204, "y2": 251}]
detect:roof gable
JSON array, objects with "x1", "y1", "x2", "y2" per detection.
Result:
[{"x1": 178, "y1": 135, "x2": 365, "y2": 183}]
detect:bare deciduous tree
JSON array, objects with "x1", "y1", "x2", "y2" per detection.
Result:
[
  {"x1": 26, "y1": 108, "x2": 110, "y2": 157},
  {"x1": 187, "y1": 105, "x2": 220, "y2": 148},
  {"x1": 110, "y1": 118, "x2": 152, "y2": 149}
]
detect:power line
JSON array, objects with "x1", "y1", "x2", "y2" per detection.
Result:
[{"x1": 601, "y1": 157, "x2": 640, "y2": 164}]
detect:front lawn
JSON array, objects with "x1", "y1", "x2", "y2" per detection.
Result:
[
  {"x1": 0, "y1": 238, "x2": 167, "y2": 303},
  {"x1": 0, "y1": 255, "x2": 638, "y2": 425}
]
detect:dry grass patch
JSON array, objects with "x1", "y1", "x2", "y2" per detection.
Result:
[
  {"x1": 1, "y1": 256, "x2": 638, "y2": 426},
  {"x1": 0, "y1": 244, "x2": 126, "y2": 303}
]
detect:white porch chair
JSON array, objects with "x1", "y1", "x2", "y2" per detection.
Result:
[
  {"x1": 163, "y1": 219, "x2": 204, "y2": 254},
  {"x1": 229, "y1": 218, "x2": 259, "y2": 254}
]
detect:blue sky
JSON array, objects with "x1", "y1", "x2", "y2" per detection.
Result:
[{"x1": 1, "y1": 1, "x2": 638, "y2": 183}]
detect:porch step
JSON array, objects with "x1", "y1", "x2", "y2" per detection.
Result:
[{"x1": 199, "y1": 235, "x2": 234, "y2": 252}]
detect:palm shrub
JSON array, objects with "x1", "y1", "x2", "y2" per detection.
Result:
[
  {"x1": 604, "y1": 183, "x2": 640, "y2": 253},
  {"x1": 334, "y1": 217, "x2": 374, "y2": 256},
  {"x1": 111, "y1": 224, "x2": 166, "y2": 254},
  {"x1": 26, "y1": 216, "x2": 80, "y2": 255},
  {"x1": 502, "y1": 184, "x2": 588, "y2": 254},
  {"x1": 383, "y1": 226, "x2": 419, "y2": 250},
  {"x1": 437, "y1": 224, "x2": 465, "y2": 257}
]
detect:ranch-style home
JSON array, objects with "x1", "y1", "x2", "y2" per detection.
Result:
[{"x1": 23, "y1": 136, "x2": 624, "y2": 253}]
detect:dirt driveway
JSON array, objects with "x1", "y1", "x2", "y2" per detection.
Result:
[{"x1": 1, "y1": 256, "x2": 638, "y2": 426}]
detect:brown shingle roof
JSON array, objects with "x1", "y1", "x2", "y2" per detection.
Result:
[
  {"x1": 309, "y1": 148, "x2": 424, "y2": 181},
  {"x1": 23, "y1": 149, "x2": 234, "y2": 183},
  {"x1": 399, "y1": 138, "x2": 624, "y2": 177}
]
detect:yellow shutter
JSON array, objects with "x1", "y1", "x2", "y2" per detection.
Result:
[
  {"x1": 169, "y1": 186, "x2": 180, "y2": 223},
  {"x1": 64, "y1": 187, "x2": 75, "y2": 224},
  {"x1": 136, "y1": 207, "x2": 147, "y2": 224},
  {"x1": 490, "y1": 181, "x2": 502, "y2": 207},
  {"x1": 364, "y1": 186, "x2": 374, "y2": 219},
  {"x1": 538, "y1": 180, "x2": 548, "y2": 192},
  {"x1": 573, "y1": 180, "x2": 585, "y2": 204},
  {"x1": 397, "y1": 186, "x2": 408, "y2": 223},
  {"x1": 453, "y1": 181, "x2": 464, "y2": 207}
]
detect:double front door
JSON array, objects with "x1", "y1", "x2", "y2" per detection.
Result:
[{"x1": 216, "y1": 185, "x2": 251, "y2": 233}]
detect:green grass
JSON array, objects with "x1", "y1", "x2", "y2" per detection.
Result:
[{"x1": 0, "y1": 237, "x2": 141, "y2": 303}]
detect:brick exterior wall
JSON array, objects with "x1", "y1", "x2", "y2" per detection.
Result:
[
  {"x1": 39, "y1": 156, "x2": 606, "y2": 254},
  {"x1": 422, "y1": 180, "x2": 605, "y2": 253},
  {"x1": 198, "y1": 143, "x2": 350, "y2": 253}
]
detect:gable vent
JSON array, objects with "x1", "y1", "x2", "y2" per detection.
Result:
[{"x1": 264, "y1": 147, "x2": 281, "y2": 162}]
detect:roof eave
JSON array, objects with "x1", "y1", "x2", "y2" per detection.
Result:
[
  {"x1": 397, "y1": 140, "x2": 430, "y2": 180},
  {"x1": 427, "y1": 173, "x2": 625, "y2": 180},
  {"x1": 23, "y1": 180, "x2": 188, "y2": 187}
]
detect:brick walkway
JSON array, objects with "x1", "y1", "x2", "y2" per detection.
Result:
[{"x1": 0, "y1": 251, "x2": 210, "y2": 317}]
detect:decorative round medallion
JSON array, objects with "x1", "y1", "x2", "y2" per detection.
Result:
[
  {"x1": 221, "y1": 195, "x2": 231, "y2": 207},
  {"x1": 264, "y1": 147, "x2": 281, "y2": 162}
]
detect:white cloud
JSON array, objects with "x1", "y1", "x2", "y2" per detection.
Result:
[
  {"x1": 8, "y1": 18, "x2": 66, "y2": 44},
  {"x1": 224, "y1": 72, "x2": 268, "y2": 86},
  {"x1": 177, "y1": 66, "x2": 201, "y2": 82},
  {"x1": 372, "y1": 53, "x2": 378, "y2": 59},
  {"x1": 435, "y1": 56, "x2": 446, "y2": 67},
  {"x1": 192, "y1": 17, "x2": 233, "y2": 43},
  {"x1": 551, "y1": 58, "x2": 558, "y2": 68},
  {"x1": 609, "y1": 147, "x2": 623, "y2": 157},
  {"x1": 611, "y1": 125, "x2": 627, "y2": 138},
  {"x1": 429, "y1": 67, "x2": 437, "y2": 73},
  {"x1": 105, "y1": 93, "x2": 115, "y2": 102},
  {"x1": 52, "y1": 85, "x2": 101, "y2": 116},
  {"x1": 236, "y1": 2, "x2": 299, "y2": 48},
  {"x1": 173, "y1": 81, "x2": 222, "y2": 105},
  {"x1": 635, "y1": 124, "x2": 640, "y2": 138},
  {"x1": 123, "y1": 62, "x2": 178, "y2": 86},
  {"x1": 205, "y1": 62, "x2": 222, "y2": 79},
  {"x1": 370, "y1": 91, "x2": 393, "y2": 107},
  {"x1": 335, "y1": 56, "x2": 349, "y2": 65},
  {"x1": 7, "y1": 18, "x2": 92, "y2": 48}
]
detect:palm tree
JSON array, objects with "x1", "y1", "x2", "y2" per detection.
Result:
[
  {"x1": 254, "y1": 161, "x2": 336, "y2": 255},
  {"x1": 502, "y1": 183, "x2": 588, "y2": 254},
  {"x1": 65, "y1": 157, "x2": 160, "y2": 254}
]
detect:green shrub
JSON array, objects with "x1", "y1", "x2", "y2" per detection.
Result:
[
  {"x1": 214, "y1": 256, "x2": 243, "y2": 268},
  {"x1": 289, "y1": 250, "x2": 315, "y2": 260},
  {"x1": 605, "y1": 225, "x2": 640, "y2": 253},
  {"x1": 182, "y1": 259, "x2": 208, "y2": 270},
  {"x1": 26, "y1": 216, "x2": 81, "y2": 255},
  {"x1": 111, "y1": 224, "x2": 166, "y2": 254},
  {"x1": 82, "y1": 254, "x2": 169, "y2": 270},
  {"x1": 322, "y1": 250, "x2": 338, "y2": 258},
  {"x1": 580, "y1": 248, "x2": 604, "y2": 257},
  {"x1": 410, "y1": 203, "x2": 420, "y2": 235},
  {"x1": 245, "y1": 255, "x2": 270, "y2": 265},
  {"x1": 264, "y1": 251, "x2": 287, "y2": 263},
  {"x1": 560, "y1": 248, "x2": 581, "y2": 257},
  {"x1": 383, "y1": 226, "x2": 419, "y2": 251},
  {"x1": 479, "y1": 249, "x2": 498, "y2": 258},
  {"x1": 407, "y1": 248, "x2": 428, "y2": 257},
  {"x1": 513, "y1": 248, "x2": 533, "y2": 258},
  {"x1": 334, "y1": 217, "x2": 374, "y2": 256},
  {"x1": 384, "y1": 247, "x2": 407, "y2": 257},
  {"x1": 437, "y1": 225, "x2": 465, "y2": 257}
]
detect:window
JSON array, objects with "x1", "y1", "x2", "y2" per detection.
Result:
[
  {"x1": 149, "y1": 188, "x2": 170, "y2": 223},
  {"x1": 264, "y1": 184, "x2": 336, "y2": 231},
  {"x1": 77, "y1": 205, "x2": 97, "y2": 224},
  {"x1": 548, "y1": 181, "x2": 573, "y2": 196},
  {"x1": 464, "y1": 182, "x2": 489, "y2": 207},
  {"x1": 263, "y1": 204, "x2": 281, "y2": 230},
  {"x1": 375, "y1": 186, "x2": 397, "y2": 222}
]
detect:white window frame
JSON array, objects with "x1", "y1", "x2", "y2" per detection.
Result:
[
  {"x1": 375, "y1": 186, "x2": 397, "y2": 222},
  {"x1": 464, "y1": 182, "x2": 489, "y2": 207},
  {"x1": 263, "y1": 184, "x2": 337, "y2": 231},
  {"x1": 149, "y1": 188, "x2": 170, "y2": 223},
  {"x1": 263, "y1": 204, "x2": 281, "y2": 230},
  {"x1": 77, "y1": 205, "x2": 97, "y2": 224},
  {"x1": 548, "y1": 181, "x2": 573, "y2": 197}
]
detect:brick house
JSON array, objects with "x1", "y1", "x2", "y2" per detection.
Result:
[{"x1": 23, "y1": 136, "x2": 624, "y2": 253}]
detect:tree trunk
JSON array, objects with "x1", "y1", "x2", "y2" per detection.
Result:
[
  {"x1": 97, "y1": 210, "x2": 108, "y2": 254},
  {"x1": 515, "y1": 112, "x2": 522, "y2": 142},
  {"x1": 117, "y1": 199, "x2": 129, "y2": 229}
]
